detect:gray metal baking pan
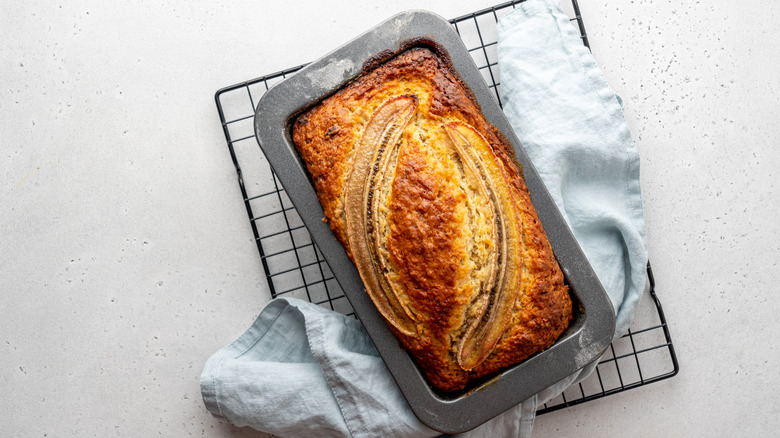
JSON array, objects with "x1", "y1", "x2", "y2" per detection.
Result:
[{"x1": 253, "y1": 10, "x2": 615, "y2": 434}]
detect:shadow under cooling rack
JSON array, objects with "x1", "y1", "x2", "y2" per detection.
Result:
[{"x1": 214, "y1": 0, "x2": 678, "y2": 415}]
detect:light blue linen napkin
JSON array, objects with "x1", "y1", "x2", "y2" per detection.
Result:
[
  {"x1": 201, "y1": 1, "x2": 648, "y2": 436},
  {"x1": 200, "y1": 297, "x2": 434, "y2": 438},
  {"x1": 497, "y1": 0, "x2": 648, "y2": 339}
]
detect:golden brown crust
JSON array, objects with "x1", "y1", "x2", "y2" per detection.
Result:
[{"x1": 292, "y1": 46, "x2": 572, "y2": 393}]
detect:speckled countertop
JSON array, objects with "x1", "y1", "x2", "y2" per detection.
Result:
[{"x1": 2, "y1": 1, "x2": 778, "y2": 437}]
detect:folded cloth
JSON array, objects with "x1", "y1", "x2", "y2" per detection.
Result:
[
  {"x1": 200, "y1": 298, "x2": 436, "y2": 438},
  {"x1": 497, "y1": 0, "x2": 648, "y2": 340},
  {"x1": 201, "y1": 0, "x2": 648, "y2": 436}
]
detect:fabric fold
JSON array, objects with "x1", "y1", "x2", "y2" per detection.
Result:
[
  {"x1": 200, "y1": 298, "x2": 437, "y2": 438},
  {"x1": 497, "y1": 0, "x2": 647, "y2": 338}
]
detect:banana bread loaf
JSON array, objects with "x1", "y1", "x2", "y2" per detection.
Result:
[{"x1": 291, "y1": 45, "x2": 572, "y2": 393}]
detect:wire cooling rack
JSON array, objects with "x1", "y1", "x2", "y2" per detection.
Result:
[{"x1": 215, "y1": 0, "x2": 678, "y2": 415}]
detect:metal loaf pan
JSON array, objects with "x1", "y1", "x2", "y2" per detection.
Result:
[{"x1": 253, "y1": 10, "x2": 615, "y2": 434}]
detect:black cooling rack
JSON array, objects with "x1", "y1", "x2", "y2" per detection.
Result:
[{"x1": 214, "y1": 0, "x2": 678, "y2": 415}]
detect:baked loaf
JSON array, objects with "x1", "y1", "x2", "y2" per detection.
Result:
[{"x1": 292, "y1": 46, "x2": 572, "y2": 393}]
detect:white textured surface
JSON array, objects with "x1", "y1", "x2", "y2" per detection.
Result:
[{"x1": 2, "y1": 1, "x2": 778, "y2": 437}]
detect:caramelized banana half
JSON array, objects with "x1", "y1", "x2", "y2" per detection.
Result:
[
  {"x1": 345, "y1": 95, "x2": 419, "y2": 336},
  {"x1": 445, "y1": 121, "x2": 523, "y2": 370}
]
